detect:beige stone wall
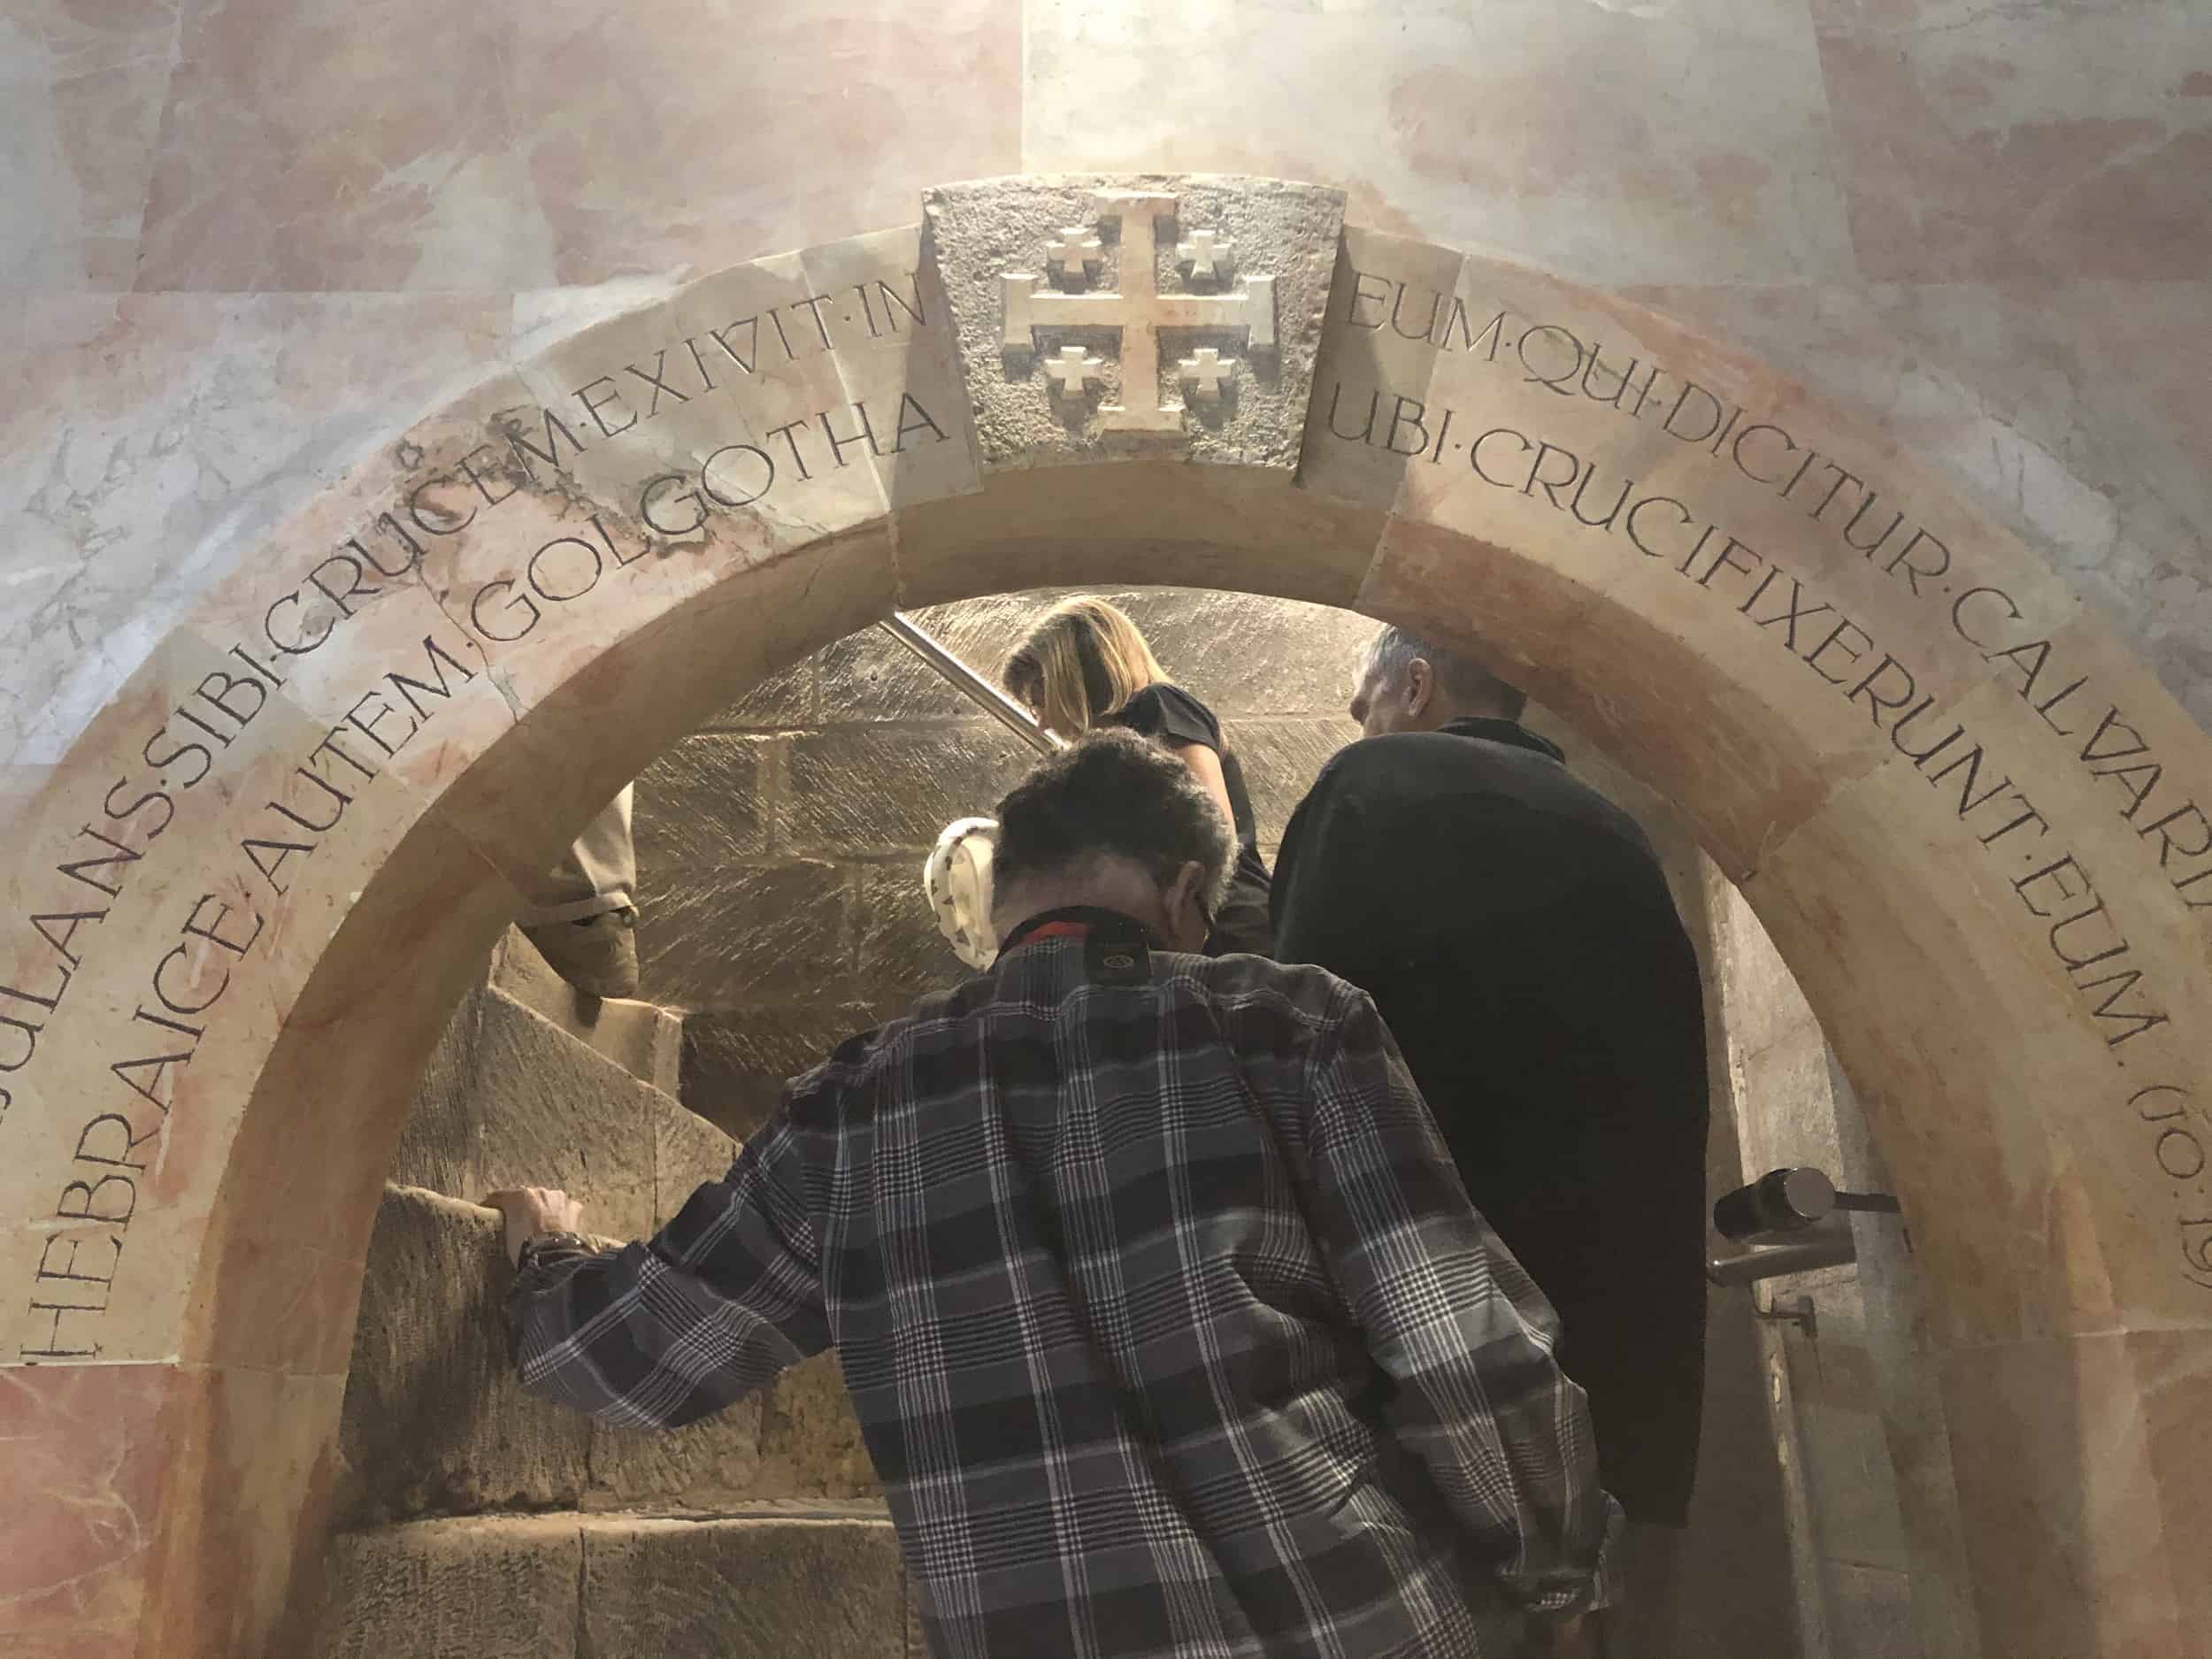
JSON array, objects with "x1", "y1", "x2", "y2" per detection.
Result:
[
  {"x1": 1708, "y1": 883, "x2": 1981, "y2": 1659},
  {"x1": 1523, "y1": 719, "x2": 1809, "y2": 1659},
  {"x1": 637, "y1": 587, "x2": 1377, "y2": 1138}
]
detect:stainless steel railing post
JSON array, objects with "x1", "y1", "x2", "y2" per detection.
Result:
[{"x1": 876, "y1": 613, "x2": 1063, "y2": 757}]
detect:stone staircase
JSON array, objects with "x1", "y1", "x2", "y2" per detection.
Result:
[
  {"x1": 311, "y1": 928, "x2": 906, "y2": 1657},
  {"x1": 320, "y1": 1507, "x2": 908, "y2": 1659}
]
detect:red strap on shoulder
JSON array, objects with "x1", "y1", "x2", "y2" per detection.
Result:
[{"x1": 1022, "y1": 920, "x2": 1092, "y2": 941}]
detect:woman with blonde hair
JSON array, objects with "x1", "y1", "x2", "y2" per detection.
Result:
[{"x1": 1000, "y1": 596, "x2": 1274, "y2": 956}]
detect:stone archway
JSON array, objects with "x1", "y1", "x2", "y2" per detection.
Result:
[{"x1": 2, "y1": 175, "x2": 2206, "y2": 1659}]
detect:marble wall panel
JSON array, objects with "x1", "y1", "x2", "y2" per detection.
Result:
[
  {"x1": 1022, "y1": 0, "x2": 1851, "y2": 285},
  {"x1": 0, "y1": 0, "x2": 177, "y2": 290},
  {"x1": 1810, "y1": 0, "x2": 2212, "y2": 282},
  {"x1": 0, "y1": 294, "x2": 511, "y2": 767},
  {"x1": 131, "y1": 0, "x2": 1021, "y2": 292},
  {"x1": 1624, "y1": 280, "x2": 2212, "y2": 728}
]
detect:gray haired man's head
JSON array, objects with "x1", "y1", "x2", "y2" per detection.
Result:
[
  {"x1": 1348, "y1": 625, "x2": 1526, "y2": 738},
  {"x1": 988, "y1": 729, "x2": 1234, "y2": 953}
]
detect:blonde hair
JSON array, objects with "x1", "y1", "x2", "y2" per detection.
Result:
[{"x1": 1000, "y1": 598, "x2": 1170, "y2": 737}]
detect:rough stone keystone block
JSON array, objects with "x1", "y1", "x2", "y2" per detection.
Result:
[{"x1": 926, "y1": 173, "x2": 1343, "y2": 469}]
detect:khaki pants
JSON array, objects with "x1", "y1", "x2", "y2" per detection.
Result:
[{"x1": 518, "y1": 787, "x2": 636, "y2": 925}]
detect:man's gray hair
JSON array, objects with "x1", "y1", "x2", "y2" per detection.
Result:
[
  {"x1": 993, "y1": 729, "x2": 1236, "y2": 910},
  {"x1": 1359, "y1": 625, "x2": 1527, "y2": 719}
]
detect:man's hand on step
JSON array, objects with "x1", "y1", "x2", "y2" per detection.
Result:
[{"x1": 482, "y1": 1187, "x2": 587, "y2": 1267}]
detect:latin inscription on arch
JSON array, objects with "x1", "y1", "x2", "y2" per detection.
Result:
[
  {"x1": 2, "y1": 188, "x2": 2209, "y2": 1364},
  {"x1": 0, "y1": 236, "x2": 975, "y2": 1360},
  {"x1": 1302, "y1": 232, "x2": 2212, "y2": 1291}
]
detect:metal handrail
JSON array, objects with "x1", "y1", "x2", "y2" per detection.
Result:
[
  {"x1": 1706, "y1": 1224, "x2": 1857, "y2": 1286},
  {"x1": 877, "y1": 612, "x2": 1063, "y2": 757}
]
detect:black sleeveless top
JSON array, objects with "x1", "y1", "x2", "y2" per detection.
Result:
[{"x1": 1107, "y1": 683, "x2": 1275, "y2": 957}]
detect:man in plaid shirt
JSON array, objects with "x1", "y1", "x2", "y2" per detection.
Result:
[{"x1": 490, "y1": 730, "x2": 1619, "y2": 1658}]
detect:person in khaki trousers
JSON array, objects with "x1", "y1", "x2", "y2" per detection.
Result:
[{"x1": 519, "y1": 786, "x2": 639, "y2": 997}]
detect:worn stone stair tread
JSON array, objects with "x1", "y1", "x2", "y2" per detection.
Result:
[
  {"x1": 391, "y1": 979, "x2": 733, "y2": 1244},
  {"x1": 334, "y1": 1495, "x2": 892, "y2": 1532},
  {"x1": 481, "y1": 979, "x2": 687, "y2": 1120},
  {"x1": 480, "y1": 976, "x2": 685, "y2": 1116},
  {"x1": 315, "y1": 1504, "x2": 911, "y2": 1659},
  {"x1": 489, "y1": 924, "x2": 683, "y2": 1094}
]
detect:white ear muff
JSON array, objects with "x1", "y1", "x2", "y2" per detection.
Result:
[{"x1": 924, "y1": 816, "x2": 1000, "y2": 971}]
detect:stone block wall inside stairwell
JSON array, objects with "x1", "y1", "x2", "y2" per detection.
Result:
[
  {"x1": 639, "y1": 588, "x2": 1378, "y2": 1143},
  {"x1": 316, "y1": 587, "x2": 1836, "y2": 1656}
]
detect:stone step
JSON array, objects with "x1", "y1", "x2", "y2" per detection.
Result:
[
  {"x1": 489, "y1": 924, "x2": 682, "y2": 1094},
  {"x1": 391, "y1": 972, "x2": 728, "y2": 1245},
  {"x1": 342, "y1": 982, "x2": 875, "y2": 1523},
  {"x1": 338, "y1": 1185, "x2": 769, "y2": 1524},
  {"x1": 314, "y1": 1503, "x2": 914, "y2": 1659}
]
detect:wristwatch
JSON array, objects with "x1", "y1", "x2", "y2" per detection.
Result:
[{"x1": 515, "y1": 1230, "x2": 594, "y2": 1271}]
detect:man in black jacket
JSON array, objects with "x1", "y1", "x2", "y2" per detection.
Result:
[{"x1": 1272, "y1": 626, "x2": 1709, "y2": 1652}]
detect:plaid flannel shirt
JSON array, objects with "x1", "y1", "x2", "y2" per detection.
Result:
[{"x1": 510, "y1": 913, "x2": 1618, "y2": 1658}]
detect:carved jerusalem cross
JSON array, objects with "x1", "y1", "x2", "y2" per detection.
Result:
[{"x1": 1002, "y1": 191, "x2": 1276, "y2": 435}]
